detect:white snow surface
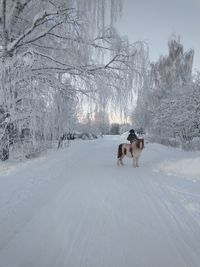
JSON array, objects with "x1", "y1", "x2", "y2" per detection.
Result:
[
  {"x1": 155, "y1": 157, "x2": 200, "y2": 179},
  {"x1": 0, "y1": 136, "x2": 200, "y2": 267}
]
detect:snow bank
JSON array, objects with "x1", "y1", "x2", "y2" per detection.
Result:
[{"x1": 155, "y1": 157, "x2": 200, "y2": 179}]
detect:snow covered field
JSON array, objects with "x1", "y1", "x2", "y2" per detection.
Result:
[{"x1": 0, "y1": 136, "x2": 200, "y2": 267}]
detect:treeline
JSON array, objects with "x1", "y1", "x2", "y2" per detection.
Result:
[{"x1": 133, "y1": 35, "x2": 200, "y2": 150}]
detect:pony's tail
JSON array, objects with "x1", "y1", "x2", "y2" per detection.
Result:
[{"x1": 117, "y1": 144, "x2": 123, "y2": 159}]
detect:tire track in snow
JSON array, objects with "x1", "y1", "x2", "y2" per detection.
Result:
[{"x1": 139, "y1": 171, "x2": 200, "y2": 266}]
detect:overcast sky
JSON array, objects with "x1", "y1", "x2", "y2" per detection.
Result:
[{"x1": 117, "y1": 0, "x2": 200, "y2": 72}]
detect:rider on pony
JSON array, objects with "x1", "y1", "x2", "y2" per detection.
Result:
[{"x1": 127, "y1": 129, "x2": 138, "y2": 143}]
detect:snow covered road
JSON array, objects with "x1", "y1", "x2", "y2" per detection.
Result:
[{"x1": 0, "y1": 136, "x2": 200, "y2": 267}]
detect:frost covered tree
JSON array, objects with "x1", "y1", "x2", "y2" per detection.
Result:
[
  {"x1": 0, "y1": 0, "x2": 147, "y2": 159},
  {"x1": 133, "y1": 35, "x2": 200, "y2": 149},
  {"x1": 93, "y1": 108, "x2": 110, "y2": 135}
]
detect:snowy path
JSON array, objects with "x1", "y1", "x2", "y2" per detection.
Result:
[{"x1": 0, "y1": 136, "x2": 200, "y2": 267}]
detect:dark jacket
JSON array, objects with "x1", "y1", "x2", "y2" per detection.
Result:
[{"x1": 127, "y1": 132, "x2": 138, "y2": 143}]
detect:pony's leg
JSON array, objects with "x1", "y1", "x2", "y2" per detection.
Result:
[
  {"x1": 117, "y1": 157, "x2": 123, "y2": 166},
  {"x1": 121, "y1": 155, "x2": 125, "y2": 165},
  {"x1": 136, "y1": 157, "x2": 139, "y2": 167},
  {"x1": 119, "y1": 156, "x2": 124, "y2": 166},
  {"x1": 117, "y1": 158, "x2": 120, "y2": 166},
  {"x1": 133, "y1": 157, "x2": 136, "y2": 167}
]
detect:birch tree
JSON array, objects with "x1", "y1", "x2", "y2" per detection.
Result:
[
  {"x1": 0, "y1": 0, "x2": 147, "y2": 159},
  {"x1": 133, "y1": 35, "x2": 200, "y2": 150}
]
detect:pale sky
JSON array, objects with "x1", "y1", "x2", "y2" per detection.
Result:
[{"x1": 117, "y1": 0, "x2": 200, "y2": 72}]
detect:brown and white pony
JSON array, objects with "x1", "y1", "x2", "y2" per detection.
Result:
[{"x1": 117, "y1": 139, "x2": 144, "y2": 167}]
